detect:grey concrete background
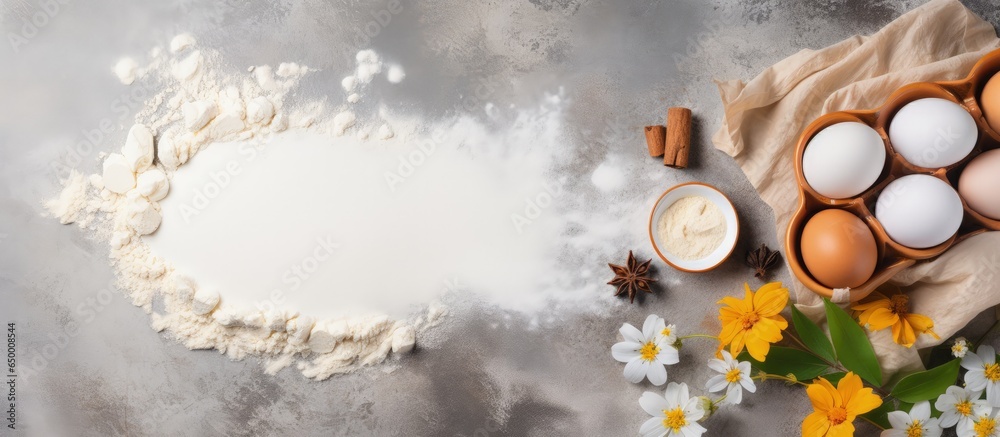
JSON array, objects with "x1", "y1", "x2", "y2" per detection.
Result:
[{"x1": 3, "y1": 0, "x2": 1000, "y2": 436}]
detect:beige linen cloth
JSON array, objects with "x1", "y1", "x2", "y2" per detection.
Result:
[{"x1": 713, "y1": 0, "x2": 1000, "y2": 381}]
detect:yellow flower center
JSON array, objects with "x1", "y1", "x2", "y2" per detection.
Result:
[
  {"x1": 827, "y1": 407, "x2": 848, "y2": 426},
  {"x1": 662, "y1": 407, "x2": 687, "y2": 432},
  {"x1": 725, "y1": 367, "x2": 742, "y2": 383},
  {"x1": 738, "y1": 311, "x2": 760, "y2": 330},
  {"x1": 662, "y1": 327, "x2": 672, "y2": 337},
  {"x1": 906, "y1": 421, "x2": 924, "y2": 437},
  {"x1": 640, "y1": 342, "x2": 660, "y2": 362},
  {"x1": 957, "y1": 401, "x2": 974, "y2": 417},
  {"x1": 985, "y1": 363, "x2": 1000, "y2": 382},
  {"x1": 889, "y1": 294, "x2": 909, "y2": 315},
  {"x1": 976, "y1": 417, "x2": 997, "y2": 437}
]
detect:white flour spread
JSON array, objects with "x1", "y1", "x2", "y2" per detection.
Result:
[{"x1": 45, "y1": 34, "x2": 581, "y2": 380}]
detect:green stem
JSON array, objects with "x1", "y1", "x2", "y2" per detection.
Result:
[
  {"x1": 754, "y1": 373, "x2": 884, "y2": 430},
  {"x1": 678, "y1": 334, "x2": 718, "y2": 341},
  {"x1": 784, "y1": 331, "x2": 891, "y2": 397},
  {"x1": 753, "y1": 373, "x2": 808, "y2": 387},
  {"x1": 712, "y1": 394, "x2": 727, "y2": 406}
]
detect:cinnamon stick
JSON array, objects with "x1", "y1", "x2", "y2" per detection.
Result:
[
  {"x1": 644, "y1": 125, "x2": 666, "y2": 157},
  {"x1": 664, "y1": 107, "x2": 691, "y2": 168}
]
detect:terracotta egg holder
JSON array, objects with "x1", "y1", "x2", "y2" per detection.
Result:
[{"x1": 786, "y1": 48, "x2": 1000, "y2": 302}]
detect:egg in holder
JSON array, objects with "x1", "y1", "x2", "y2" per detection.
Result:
[{"x1": 786, "y1": 47, "x2": 1000, "y2": 302}]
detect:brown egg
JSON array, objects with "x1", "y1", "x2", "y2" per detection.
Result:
[
  {"x1": 960, "y1": 148, "x2": 1000, "y2": 220},
  {"x1": 981, "y1": 73, "x2": 1000, "y2": 132},
  {"x1": 800, "y1": 209, "x2": 878, "y2": 289}
]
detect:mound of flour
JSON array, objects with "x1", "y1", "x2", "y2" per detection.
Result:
[{"x1": 46, "y1": 34, "x2": 573, "y2": 380}]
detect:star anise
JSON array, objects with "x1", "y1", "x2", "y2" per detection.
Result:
[
  {"x1": 746, "y1": 244, "x2": 781, "y2": 280},
  {"x1": 608, "y1": 250, "x2": 656, "y2": 303}
]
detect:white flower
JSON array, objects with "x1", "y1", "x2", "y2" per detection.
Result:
[
  {"x1": 658, "y1": 321, "x2": 678, "y2": 346},
  {"x1": 935, "y1": 386, "x2": 990, "y2": 429},
  {"x1": 962, "y1": 409, "x2": 1000, "y2": 437},
  {"x1": 612, "y1": 315, "x2": 679, "y2": 386},
  {"x1": 954, "y1": 337, "x2": 971, "y2": 359},
  {"x1": 639, "y1": 382, "x2": 707, "y2": 437},
  {"x1": 704, "y1": 350, "x2": 755, "y2": 404},
  {"x1": 882, "y1": 401, "x2": 941, "y2": 437},
  {"x1": 963, "y1": 345, "x2": 1000, "y2": 407}
]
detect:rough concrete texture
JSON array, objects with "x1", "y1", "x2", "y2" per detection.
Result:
[{"x1": 2, "y1": 0, "x2": 1000, "y2": 435}]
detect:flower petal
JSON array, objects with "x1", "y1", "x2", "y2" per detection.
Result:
[
  {"x1": 664, "y1": 382, "x2": 682, "y2": 405},
  {"x1": 647, "y1": 361, "x2": 668, "y2": 386},
  {"x1": 827, "y1": 422, "x2": 855, "y2": 437},
  {"x1": 624, "y1": 359, "x2": 649, "y2": 384},
  {"x1": 845, "y1": 388, "x2": 882, "y2": 416},
  {"x1": 987, "y1": 382, "x2": 1000, "y2": 407},
  {"x1": 904, "y1": 313, "x2": 935, "y2": 334},
  {"x1": 807, "y1": 380, "x2": 836, "y2": 412},
  {"x1": 910, "y1": 401, "x2": 931, "y2": 422},
  {"x1": 887, "y1": 411, "x2": 911, "y2": 430},
  {"x1": 726, "y1": 383, "x2": 743, "y2": 405},
  {"x1": 980, "y1": 345, "x2": 997, "y2": 365},
  {"x1": 893, "y1": 319, "x2": 916, "y2": 348},
  {"x1": 658, "y1": 346, "x2": 680, "y2": 366},
  {"x1": 683, "y1": 397, "x2": 705, "y2": 421},
  {"x1": 639, "y1": 391, "x2": 670, "y2": 416},
  {"x1": 740, "y1": 376, "x2": 756, "y2": 393},
  {"x1": 707, "y1": 358, "x2": 728, "y2": 374},
  {"x1": 837, "y1": 372, "x2": 863, "y2": 407},
  {"x1": 850, "y1": 294, "x2": 889, "y2": 311},
  {"x1": 643, "y1": 315, "x2": 661, "y2": 340},
  {"x1": 866, "y1": 307, "x2": 898, "y2": 331},
  {"x1": 963, "y1": 351, "x2": 985, "y2": 371},
  {"x1": 620, "y1": 323, "x2": 645, "y2": 344},
  {"x1": 744, "y1": 331, "x2": 772, "y2": 362},
  {"x1": 923, "y1": 417, "x2": 943, "y2": 437},
  {"x1": 705, "y1": 375, "x2": 728, "y2": 393},
  {"x1": 967, "y1": 370, "x2": 988, "y2": 391},
  {"x1": 751, "y1": 317, "x2": 784, "y2": 343},
  {"x1": 675, "y1": 382, "x2": 690, "y2": 404},
  {"x1": 937, "y1": 410, "x2": 958, "y2": 428},
  {"x1": 639, "y1": 417, "x2": 664, "y2": 437},
  {"x1": 752, "y1": 282, "x2": 788, "y2": 316},
  {"x1": 681, "y1": 422, "x2": 706, "y2": 437},
  {"x1": 612, "y1": 341, "x2": 641, "y2": 362},
  {"x1": 802, "y1": 411, "x2": 830, "y2": 437}
]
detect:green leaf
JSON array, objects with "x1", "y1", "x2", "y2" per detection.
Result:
[
  {"x1": 738, "y1": 346, "x2": 829, "y2": 381},
  {"x1": 860, "y1": 401, "x2": 894, "y2": 430},
  {"x1": 820, "y1": 372, "x2": 846, "y2": 385},
  {"x1": 791, "y1": 306, "x2": 836, "y2": 363},
  {"x1": 824, "y1": 299, "x2": 882, "y2": 386},
  {"x1": 890, "y1": 359, "x2": 961, "y2": 403}
]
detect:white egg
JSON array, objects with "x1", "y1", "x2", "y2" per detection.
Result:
[
  {"x1": 802, "y1": 122, "x2": 886, "y2": 199},
  {"x1": 888, "y1": 98, "x2": 977, "y2": 168},
  {"x1": 875, "y1": 174, "x2": 963, "y2": 249}
]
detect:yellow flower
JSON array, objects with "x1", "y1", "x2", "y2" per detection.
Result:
[
  {"x1": 851, "y1": 292, "x2": 940, "y2": 348},
  {"x1": 802, "y1": 372, "x2": 882, "y2": 437},
  {"x1": 717, "y1": 282, "x2": 789, "y2": 362}
]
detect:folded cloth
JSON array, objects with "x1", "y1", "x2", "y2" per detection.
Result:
[{"x1": 712, "y1": 0, "x2": 1000, "y2": 380}]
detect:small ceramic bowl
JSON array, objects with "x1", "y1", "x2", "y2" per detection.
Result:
[{"x1": 648, "y1": 182, "x2": 740, "y2": 272}]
